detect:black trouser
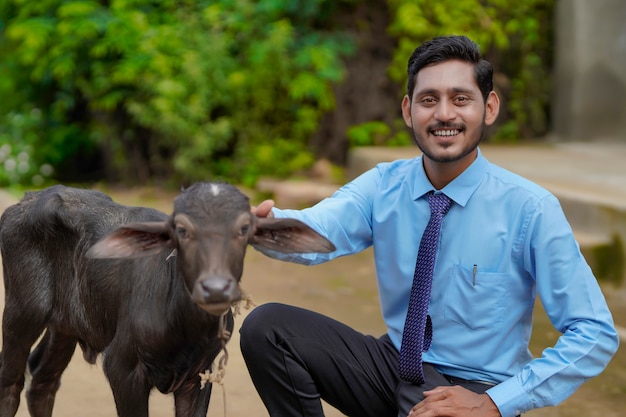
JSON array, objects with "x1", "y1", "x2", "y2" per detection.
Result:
[{"x1": 239, "y1": 303, "x2": 495, "y2": 417}]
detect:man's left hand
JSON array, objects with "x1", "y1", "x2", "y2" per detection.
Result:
[{"x1": 408, "y1": 385, "x2": 501, "y2": 417}]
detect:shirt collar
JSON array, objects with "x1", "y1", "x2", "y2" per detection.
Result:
[{"x1": 412, "y1": 147, "x2": 487, "y2": 207}]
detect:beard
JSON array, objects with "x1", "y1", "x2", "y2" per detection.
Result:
[{"x1": 411, "y1": 120, "x2": 485, "y2": 164}]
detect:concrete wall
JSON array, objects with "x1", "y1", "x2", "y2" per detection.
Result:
[{"x1": 551, "y1": 0, "x2": 626, "y2": 142}]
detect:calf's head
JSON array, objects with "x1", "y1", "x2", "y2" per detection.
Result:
[{"x1": 86, "y1": 182, "x2": 335, "y2": 315}]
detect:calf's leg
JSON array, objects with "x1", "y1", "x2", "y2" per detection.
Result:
[
  {"x1": 25, "y1": 330, "x2": 77, "y2": 417},
  {"x1": 0, "y1": 302, "x2": 48, "y2": 417},
  {"x1": 174, "y1": 380, "x2": 212, "y2": 417},
  {"x1": 103, "y1": 349, "x2": 151, "y2": 417}
]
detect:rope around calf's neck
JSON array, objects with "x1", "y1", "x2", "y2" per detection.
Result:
[{"x1": 198, "y1": 289, "x2": 256, "y2": 417}]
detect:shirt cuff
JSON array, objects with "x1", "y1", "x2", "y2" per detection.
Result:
[{"x1": 486, "y1": 377, "x2": 533, "y2": 417}]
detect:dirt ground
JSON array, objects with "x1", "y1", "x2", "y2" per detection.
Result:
[{"x1": 0, "y1": 187, "x2": 624, "y2": 416}]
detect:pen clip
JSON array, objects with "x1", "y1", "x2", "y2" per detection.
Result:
[{"x1": 472, "y1": 264, "x2": 477, "y2": 286}]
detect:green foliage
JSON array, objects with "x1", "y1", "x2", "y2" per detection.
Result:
[
  {"x1": 0, "y1": 0, "x2": 354, "y2": 187},
  {"x1": 0, "y1": 0, "x2": 556, "y2": 187},
  {"x1": 386, "y1": 0, "x2": 554, "y2": 142},
  {"x1": 348, "y1": 119, "x2": 412, "y2": 147},
  {"x1": 0, "y1": 109, "x2": 55, "y2": 187},
  {"x1": 348, "y1": 121, "x2": 391, "y2": 146}
]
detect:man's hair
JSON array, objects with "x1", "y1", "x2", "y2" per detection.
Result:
[{"x1": 406, "y1": 35, "x2": 493, "y2": 102}]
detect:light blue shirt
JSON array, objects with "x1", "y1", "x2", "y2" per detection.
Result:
[{"x1": 259, "y1": 148, "x2": 619, "y2": 417}]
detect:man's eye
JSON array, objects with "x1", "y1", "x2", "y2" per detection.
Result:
[{"x1": 239, "y1": 224, "x2": 250, "y2": 236}]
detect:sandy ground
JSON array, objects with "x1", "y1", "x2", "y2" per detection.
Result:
[{"x1": 0, "y1": 188, "x2": 624, "y2": 416}]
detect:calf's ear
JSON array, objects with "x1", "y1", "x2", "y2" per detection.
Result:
[
  {"x1": 86, "y1": 221, "x2": 172, "y2": 259},
  {"x1": 251, "y1": 218, "x2": 336, "y2": 254}
]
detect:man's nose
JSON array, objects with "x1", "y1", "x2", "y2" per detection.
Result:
[{"x1": 434, "y1": 99, "x2": 456, "y2": 121}]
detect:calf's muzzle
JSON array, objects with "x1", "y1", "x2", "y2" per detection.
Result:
[{"x1": 192, "y1": 275, "x2": 242, "y2": 316}]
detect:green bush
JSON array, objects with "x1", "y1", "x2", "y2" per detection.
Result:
[
  {"x1": 348, "y1": 120, "x2": 412, "y2": 147},
  {"x1": 0, "y1": 0, "x2": 555, "y2": 187},
  {"x1": 0, "y1": 109, "x2": 55, "y2": 188},
  {"x1": 0, "y1": 0, "x2": 354, "y2": 187},
  {"x1": 386, "y1": 0, "x2": 554, "y2": 142}
]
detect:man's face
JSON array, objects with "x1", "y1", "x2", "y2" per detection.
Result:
[{"x1": 402, "y1": 59, "x2": 499, "y2": 171}]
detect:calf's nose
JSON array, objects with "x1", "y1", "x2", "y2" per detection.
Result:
[
  {"x1": 192, "y1": 276, "x2": 241, "y2": 316},
  {"x1": 198, "y1": 277, "x2": 233, "y2": 301}
]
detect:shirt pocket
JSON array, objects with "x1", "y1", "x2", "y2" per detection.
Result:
[{"x1": 443, "y1": 264, "x2": 511, "y2": 331}]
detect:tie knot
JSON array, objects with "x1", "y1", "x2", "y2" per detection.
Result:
[{"x1": 428, "y1": 193, "x2": 452, "y2": 216}]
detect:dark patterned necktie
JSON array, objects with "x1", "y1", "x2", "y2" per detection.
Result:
[{"x1": 398, "y1": 192, "x2": 453, "y2": 384}]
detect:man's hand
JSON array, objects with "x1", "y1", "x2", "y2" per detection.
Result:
[
  {"x1": 252, "y1": 199, "x2": 275, "y2": 218},
  {"x1": 408, "y1": 386, "x2": 501, "y2": 417}
]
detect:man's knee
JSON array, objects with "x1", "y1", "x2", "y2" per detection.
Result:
[{"x1": 240, "y1": 302, "x2": 288, "y2": 354}]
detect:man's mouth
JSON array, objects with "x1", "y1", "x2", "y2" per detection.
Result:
[{"x1": 432, "y1": 129, "x2": 461, "y2": 137}]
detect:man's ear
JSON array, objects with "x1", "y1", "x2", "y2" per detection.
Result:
[
  {"x1": 484, "y1": 91, "x2": 500, "y2": 126},
  {"x1": 401, "y1": 95, "x2": 412, "y2": 128}
]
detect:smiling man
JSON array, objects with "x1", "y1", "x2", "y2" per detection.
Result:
[
  {"x1": 402, "y1": 54, "x2": 499, "y2": 189},
  {"x1": 240, "y1": 35, "x2": 619, "y2": 417}
]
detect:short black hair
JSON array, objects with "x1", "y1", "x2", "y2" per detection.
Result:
[{"x1": 406, "y1": 35, "x2": 493, "y2": 102}]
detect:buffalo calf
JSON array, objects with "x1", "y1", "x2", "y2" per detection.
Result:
[{"x1": 0, "y1": 182, "x2": 334, "y2": 417}]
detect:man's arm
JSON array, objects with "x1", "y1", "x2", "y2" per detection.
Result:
[
  {"x1": 250, "y1": 167, "x2": 383, "y2": 265},
  {"x1": 486, "y1": 195, "x2": 619, "y2": 417}
]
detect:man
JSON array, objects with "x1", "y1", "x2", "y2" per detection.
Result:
[{"x1": 240, "y1": 35, "x2": 619, "y2": 417}]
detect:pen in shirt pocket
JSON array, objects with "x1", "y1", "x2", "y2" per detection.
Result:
[{"x1": 473, "y1": 264, "x2": 477, "y2": 286}]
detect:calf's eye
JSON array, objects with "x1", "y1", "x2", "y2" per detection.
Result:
[
  {"x1": 176, "y1": 227, "x2": 188, "y2": 239},
  {"x1": 239, "y1": 224, "x2": 250, "y2": 236}
]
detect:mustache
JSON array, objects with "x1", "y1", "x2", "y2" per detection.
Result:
[{"x1": 428, "y1": 122, "x2": 465, "y2": 131}]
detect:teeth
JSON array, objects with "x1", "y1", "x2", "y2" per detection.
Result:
[{"x1": 433, "y1": 129, "x2": 459, "y2": 136}]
